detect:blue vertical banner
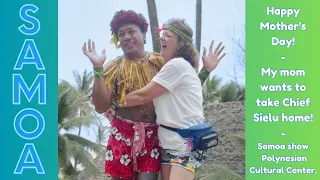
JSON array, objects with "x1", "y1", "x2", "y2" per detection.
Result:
[{"x1": 1, "y1": 1, "x2": 58, "y2": 179}]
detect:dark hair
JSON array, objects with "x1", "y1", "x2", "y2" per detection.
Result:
[
  {"x1": 110, "y1": 10, "x2": 149, "y2": 36},
  {"x1": 167, "y1": 18, "x2": 199, "y2": 70}
]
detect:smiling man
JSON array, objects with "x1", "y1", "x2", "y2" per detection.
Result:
[{"x1": 83, "y1": 10, "x2": 165, "y2": 180}]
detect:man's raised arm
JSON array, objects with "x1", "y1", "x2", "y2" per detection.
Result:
[
  {"x1": 82, "y1": 39, "x2": 113, "y2": 113},
  {"x1": 92, "y1": 78, "x2": 113, "y2": 113}
]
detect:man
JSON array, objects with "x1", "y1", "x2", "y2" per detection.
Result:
[
  {"x1": 82, "y1": 10, "x2": 221, "y2": 180},
  {"x1": 83, "y1": 10, "x2": 165, "y2": 180}
]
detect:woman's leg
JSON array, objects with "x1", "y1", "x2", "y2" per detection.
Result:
[
  {"x1": 160, "y1": 164, "x2": 172, "y2": 180},
  {"x1": 169, "y1": 165, "x2": 194, "y2": 180}
]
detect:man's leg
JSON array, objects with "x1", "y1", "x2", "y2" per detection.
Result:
[
  {"x1": 136, "y1": 172, "x2": 159, "y2": 180},
  {"x1": 136, "y1": 126, "x2": 161, "y2": 180},
  {"x1": 105, "y1": 118, "x2": 135, "y2": 180},
  {"x1": 110, "y1": 177, "x2": 123, "y2": 180}
]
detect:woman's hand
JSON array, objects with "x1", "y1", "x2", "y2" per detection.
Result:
[{"x1": 202, "y1": 40, "x2": 226, "y2": 72}]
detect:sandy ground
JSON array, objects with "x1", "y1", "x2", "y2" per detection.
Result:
[{"x1": 197, "y1": 100, "x2": 245, "y2": 177}]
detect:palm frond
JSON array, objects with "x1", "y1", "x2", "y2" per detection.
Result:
[
  {"x1": 67, "y1": 139, "x2": 97, "y2": 173},
  {"x1": 73, "y1": 70, "x2": 94, "y2": 97},
  {"x1": 203, "y1": 76, "x2": 222, "y2": 103},
  {"x1": 59, "y1": 174, "x2": 78, "y2": 180},
  {"x1": 73, "y1": 70, "x2": 83, "y2": 90},
  {"x1": 81, "y1": 70, "x2": 94, "y2": 95},
  {"x1": 61, "y1": 164, "x2": 78, "y2": 177},
  {"x1": 96, "y1": 125, "x2": 111, "y2": 144},
  {"x1": 58, "y1": 73, "x2": 97, "y2": 178},
  {"x1": 205, "y1": 76, "x2": 221, "y2": 92},
  {"x1": 72, "y1": 147, "x2": 97, "y2": 173},
  {"x1": 59, "y1": 135, "x2": 78, "y2": 177},
  {"x1": 218, "y1": 82, "x2": 239, "y2": 102},
  {"x1": 60, "y1": 114, "x2": 96, "y2": 131},
  {"x1": 58, "y1": 82, "x2": 77, "y2": 125},
  {"x1": 63, "y1": 133, "x2": 102, "y2": 153},
  {"x1": 59, "y1": 137, "x2": 98, "y2": 176},
  {"x1": 236, "y1": 87, "x2": 245, "y2": 101},
  {"x1": 58, "y1": 135, "x2": 72, "y2": 168}
]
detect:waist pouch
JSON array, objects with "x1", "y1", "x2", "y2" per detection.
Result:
[{"x1": 160, "y1": 122, "x2": 218, "y2": 151}]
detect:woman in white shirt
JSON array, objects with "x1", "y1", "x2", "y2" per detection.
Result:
[{"x1": 119, "y1": 18, "x2": 225, "y2": 180}]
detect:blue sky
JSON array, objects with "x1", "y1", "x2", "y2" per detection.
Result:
[{"x1": 58, "y1": 0, "x2": 245, "y2": 142}]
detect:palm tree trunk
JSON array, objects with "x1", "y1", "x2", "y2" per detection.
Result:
[
  {"x1": 76, "y1": 111, "x2": 82, "y2": 169},
  {"x1": 78, "y1": 110, "x2": 85, "y2": 136},
  {"x1": 146, "y1": 0, "x2": 161, "y2": 53},
  {"x1": 196, "y1": 0, "x2": 202, "y2": 53}
]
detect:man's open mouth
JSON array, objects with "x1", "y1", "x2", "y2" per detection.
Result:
[{"x1": 126, "y1": 42, "x2": 134, "y2": 46}]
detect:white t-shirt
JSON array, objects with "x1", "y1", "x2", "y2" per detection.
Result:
[{"x1": 151, "y1": 57, "x2": 205, "y2": 151}]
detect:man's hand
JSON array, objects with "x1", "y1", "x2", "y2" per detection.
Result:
[{"x1": 82, "y1": 39, "x2": 106, "y2": 68}]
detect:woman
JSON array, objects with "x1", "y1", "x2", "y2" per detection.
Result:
[{"x1": 118, "y1": 18, "x2": 225, "y2": 180}]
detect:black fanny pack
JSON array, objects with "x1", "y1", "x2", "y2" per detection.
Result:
[{"x1": 160, "y1": 122, "x2": 218, "y2": 151}]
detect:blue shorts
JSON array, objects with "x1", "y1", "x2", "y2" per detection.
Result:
[{"x1": 160, "y1": 149, "x2": 207, "y2": 174}]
